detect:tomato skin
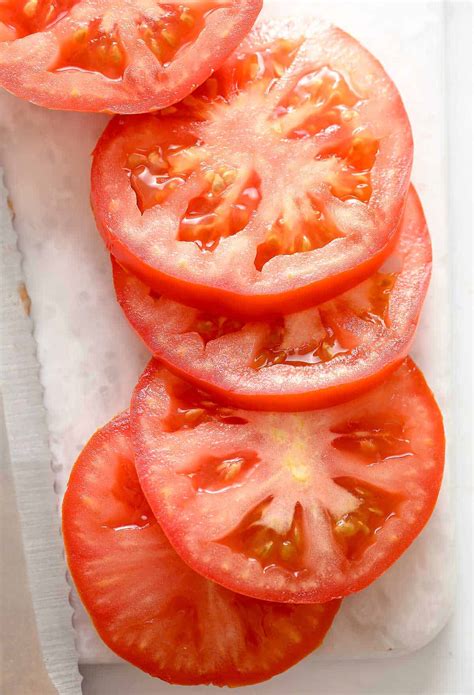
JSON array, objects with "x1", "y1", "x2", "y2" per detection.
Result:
[
  {"x1": 113, "y1": 186, "x2": 431, "y2": 411},
  {"x1": 130, "y1": 359, "x2": 445, "y2": 604},
  {"x1": 62, "y1": 412, "x2": 340, "y2": 685},
  {"x1": 0, "y1": 0, "x2": 262, "y2": 113},
  {"x1": 91, "y1": 18, "x2": 413, "y2": 316},
  {"x1": 104, "y1": 214, "x2": 400, "y2": 320}
]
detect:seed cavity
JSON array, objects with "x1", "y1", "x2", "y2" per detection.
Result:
[
  {"x1": 138, "y1": 4, "x2": 207, "y2": 67},
  {"x1": 331, "y1": 416, "x2": 413, "y2": 462},
  {"x1": 274, "y1": 67, "x2": 361, "y2": 138},
  {"x1": 103, "y1": 456, "x2": 155, "y2": 531},
  {"x1": 320, "y1": 128, "x2": 379, "y2": 203},
  {"x1": 332, "y1": 477, "x2": 400, "y2": 560},
  {"x1": 191, "y1": 313, "x2": 244, "y2": 344},
  {"x1": 164, "y1": 379, "x2": 248, "y2": 432},
  {"x1": 252, "y1": 311, "x2": 352, "y2": 370},
  {"x1": 0, "y1": 0, "x2": 77, "y2": 39},
  {"x1": 220, "y1": 500, "x2": 306, "y2": 574},
  {"x1": 179, "y1": 170, "x2": 261, "y2": 252},
  {"x1": 182, "y1": 451, "x2": 259, "y2": 493},
  {"x1": 53, "y1": 19, "x2": 126, "y2": 79},
  {"x1": 271, "y1": 65, "x2": 379, "y2": 205},
  {"x1": 178, "y1": 77, "x2": 225, "y2": 120},
  {"x1": 356, "y1": 272, "x2": 398, "y2": 326},
  {"x1": 229, "y1": 38, "x2": 303, "y2": 93},
  {"x1": 126, "y1": 138, "x2": 200, "y2": 213},
  {"x1": 254, "y1": 197, "x2": 342, "y2": 271}
]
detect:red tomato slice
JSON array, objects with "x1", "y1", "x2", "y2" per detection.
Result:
[
  {"x1": 130, "y1": 359, "x2": 444, "y2": 604},
  {"x1": 0, "y1": 0, "x2": 261, "y2": 113},
  {"x1": 62, "y1": 412, "x2": 340, "y2": 685},
  {"x1": 92, "y1": 18, "x2": 413, "y2": 317},
  {"x1": 113, "y1": 185, "x2": 430, "y2": 411}
]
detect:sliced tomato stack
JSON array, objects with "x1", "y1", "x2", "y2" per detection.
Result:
[
  {"x1": 112, "y1": 185, "x2": 431, "y2": 410},
  {"x1": 9, "y1": 7, "x2": 442, "y2": 687},
  {"x1": 63, "y1": 412, "x2": 341, "y2": 685}
]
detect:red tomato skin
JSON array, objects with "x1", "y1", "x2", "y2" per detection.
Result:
[
  {"x1": 141, "y1": 349, "x2": 404, "y2": 412},
  {"x1": 103, "y1": 215, "x2": 401, "y2": 320},
  {"x1": 62, "y1": 411, "x2": 341, "y2": 685}
]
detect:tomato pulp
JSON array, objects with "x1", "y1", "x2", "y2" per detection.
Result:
[
  {"x1": 92, "y1": 18, "x2": 413, "y2": 317},
  {"x1": 130, "y1": 359, "x2": 444, "y2": 603},
  {"x1": 113, "y1": 185, "x2": 430, "y2": 410},
  {"x1": 0, "y1": 0, "x2": 262, "y2": 113},
  {"x1": 62, "y1": 412, "x2": 340, "y2": 685}
]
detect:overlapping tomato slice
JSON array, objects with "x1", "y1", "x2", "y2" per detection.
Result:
[
  {"x1": 113, "y1": 185, "x2": 430, "y2": 410},
  {"x1": 130, "y1": 359, "x2": 444, "y2": 603},
  {"x1": 92, "y1": 18, "x2": 412, "y2": 317},
  {"x1": 62, "y1": 412, "x2": 340, "y2": 685},
  {"x1": 0, "y1": 0, "x2": 262, "y2": 113}
]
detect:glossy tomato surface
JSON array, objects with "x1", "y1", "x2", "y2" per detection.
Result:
[
  {"x1": 62, "y1": 412, "x2": 340, "y2": 685},
  {"x1": 92, "y1": 17, "x2": 413, "y2": 317},
  {"x1": 114, "y1": 185, "x2": 430, "y2": 411},
  {"x1": 130, "y1": 359, "x2": 444, "y2": 604},
  {"x1": 0, "y1": 0, "x2": 262, "y2": 113}
]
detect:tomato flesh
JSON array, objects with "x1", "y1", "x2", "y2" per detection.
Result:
[
  {"x1": 92, "y1": 18, "x2": 412, "y2": 315},
  {"x1": 62, "y1": 412, "x2": 340, "y2": 685},
  {"x1": 113, "y1": 186, "x2": 430, "y2": 410},
  {"x1": 0, "y1": 0, "x2": 262, "y2": 113},
  {"x1": 130, "y1": 359, "x2": 444, "y2": 604}
]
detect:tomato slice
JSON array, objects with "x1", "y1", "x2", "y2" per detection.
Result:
[
  {"x1": 0, "y1": 0, "x2": 262, "y2": 113},
  {"x1": 92, "y1": 18, "x2": 413, "y2": 317},
  {"x1": 130, "y1": 358, "x2": 444, "y2": 604},
  {"x1": 113, "y1": 185, "x2": 430, "y2": 411},
  {"x1": 62, "y1": 412, "x2": 340, "y2": 685}
]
